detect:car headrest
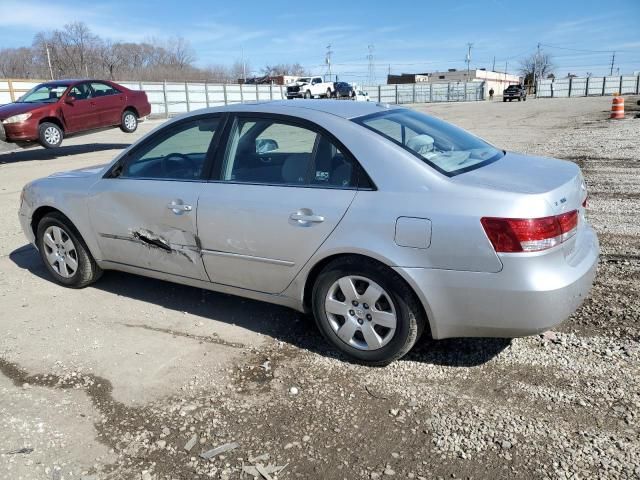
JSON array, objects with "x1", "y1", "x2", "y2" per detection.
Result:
[{"x1": 282, "y1": 154, "x2": 311, "y2": 184}]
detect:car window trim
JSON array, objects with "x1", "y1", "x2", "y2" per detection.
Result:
[
  {"x1": 103, "y1": 112, "x2": 227, "y2": 181},
  {"x1": 208, "y1": 111, "x2": 376, "y2": 191}
]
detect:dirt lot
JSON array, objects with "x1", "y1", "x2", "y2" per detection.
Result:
[{"x1": 0, "y1": 97, "x2": 638, "y2": 480}]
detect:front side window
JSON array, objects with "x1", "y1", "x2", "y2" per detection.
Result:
[
  {"x1": 18, "y1": 84, "x2": 70, "y2": 103},
  {"x1": 69, "y1": 83, "x2": 93, "y2": 100},
  {"x1": 221, "y1": 117, "x2": 357, "y2": 188},
  {"x1": 120, "y1": 117, "x2": 219, "y2": 180},
  {"x1": 355, "y1": 109, "x2": 503, "y2": 176}
]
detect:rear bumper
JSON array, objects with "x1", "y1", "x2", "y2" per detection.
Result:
[{"x1": 396, "y1": 226, "x2": 599, "y2": 339}]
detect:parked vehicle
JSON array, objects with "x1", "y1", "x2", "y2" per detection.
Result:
[
  {"x1": 19, "y1": 100, "x2": 598, "y2": 364},
  {"x1": 354, "y1": 90, "x2": 370, "y2": 102},
  {"x1": 286, "y1": 76, "x2": 335, "y2": 99},
  {"x1": 503, "y1": 84, "x2": 527, "y2": 102},
  {"x1": 0, "y1": 80, "x2": 151, "y2": 148},
  {"x1": 334, "y1": 82, "x2": 355, "y2": 99}
]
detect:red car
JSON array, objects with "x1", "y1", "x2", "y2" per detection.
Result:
[{"x1": 0, "y1": 80, "x2": 151, "y2": 148}]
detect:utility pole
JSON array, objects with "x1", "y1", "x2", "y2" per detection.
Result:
[
  {"x1": 241, "y1": 47, "x2": 246, "y2": 83},
  {"x1": 492, "y1": 55, "x2": 495, "y2": 72},
  {"x1": 325, "y1": 44, "x2": 333, "y2": 78},
  {"x1": 465, "y1": 43, "x2": 473, "y2": 78},
  {"x1": 367, "y1": 44, "x2": 375, "y2": 86},
  {"x1": 610, "y1": 51, "x2": 616, "y2": 76},
  {"x1": 45, "y1": 43, "x2": 54, "y2": 80}
]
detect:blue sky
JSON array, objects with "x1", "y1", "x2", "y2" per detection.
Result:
[{"x1": 0, "y1": 0, "x2": 639, "y2": 82}]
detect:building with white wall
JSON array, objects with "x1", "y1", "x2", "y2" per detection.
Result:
[{"x1": 388, "y1": 69, "x2": 521, "y2": 96}]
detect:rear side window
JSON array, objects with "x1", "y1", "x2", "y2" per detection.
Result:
[
  {"x1": 221, "y1": 117, "x2": 359, "y2": 188},
  {"x1": 91, "y1": 82, "x2": 120, "y2": 96}
]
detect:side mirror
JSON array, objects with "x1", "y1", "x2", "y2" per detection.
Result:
[
  {"x1": 65, "y1": 96, "x2": 76, "y2": 104},
  {"x1": 256, "y1": 138, "x2": 278, "y2": 154}
]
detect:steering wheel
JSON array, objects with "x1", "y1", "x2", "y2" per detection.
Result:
[{"x1": 160, "y1": 152, "x2": 198, "y2": 178}]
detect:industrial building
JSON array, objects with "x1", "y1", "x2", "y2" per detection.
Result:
[{"x1": 388, "y1": 69, "x2": 521, "y2": 96}]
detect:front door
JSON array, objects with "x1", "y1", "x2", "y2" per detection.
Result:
[
  {"x1": 60, "y1": 82, "x2": 99, "y2": 133},
  {"x1": 88, "y1": 115, "x2": 222, "y2": 280},
  {"x1": 198, "y1": 115, "x2": 360, "y2": 294}
]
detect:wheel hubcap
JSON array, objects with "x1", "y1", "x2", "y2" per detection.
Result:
[
  {"x1": 43, "y1": 226, "x2": 78, "y2": 278},
  {"x1": 325, "y1": 275, "x2": 397, "y2": 351},
  {"x1": 124, "y1": 114, "x2": 136, "y2": 130},
  {"x1": 44, "y1": 127, "x2": 60, "y2": 145}
]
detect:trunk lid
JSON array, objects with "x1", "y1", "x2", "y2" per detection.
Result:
[{"x1": 452, "y1": 152, "x2": 585, "y2": 214}]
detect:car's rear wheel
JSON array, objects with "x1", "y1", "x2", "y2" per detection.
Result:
[
  {"x1": 312, "y1": 257, "x2": 425, "y2": 365},
  {"x1": 120, "y1": 110, "x2": 138, "y2": 133},
  {"x1": 36, "y1": 212, "x2": 102, "y2": 288},
  {"x1": 503, "y1": 98, "x2": 507, "y2": 102},
  {"x1": 304, "y1": 90, "x2": 312, "y2": 99},
  {"x1": 38, "y1": 122, "x2": 63, "y2": 149},
  {"x1": 327, "y1": 88, "x2": 332, "y2": 98}
]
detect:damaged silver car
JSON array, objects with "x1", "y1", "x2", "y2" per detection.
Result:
[{"x1": 19, "y1": 100, "x2": 599, "y2": 364}]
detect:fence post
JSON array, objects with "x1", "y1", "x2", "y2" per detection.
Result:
[
  {"x1": 240, "y1": 83, "x2": 244, "y2": 103},
  {"x1": 601, "y1": 77, "x2": 606, "y2": 96},
  {"x1": 585, "y1": 76, "x2": 589, "y2": 96},
  {"x1": 204, "y1": 81, "x2": 210, "y2": 108},
  {"x1": 412, "y1": 83, "x2": 416, "y2": 103},
  {"x1": 8, "y1": 79, "x2": 15, "y2": 102},
  {"x1": 447, "y1": 83, "x2": 451, "y2": 101},
  {"x1": 377, "y1": 85, "x2": 381, "y2": 103},
  {"x1": 255, "y1": 83, "x2": 259, "y2": 101},
  {"x1": 162, "y1": 80, "x2": 169, "y2": 118},
  {"x1": 551, "y1": 80, "x2": 554, "y2": 98},
  {"x1": 269, "y1": 83, "x2": 273, "y2": 100},
  {"x1": 619, "y1": 75, "x2": 623, "y2": 94},
  {"x1": 568, "y1": 77, "x2": 572, "y2": 97},
  {"x1": 429, "y1": 83, "x2": 433, "y2": 102},
  {"x1": 185, "y1": 82, "x2": 190, "y2": 112},
  {"x1": 223, "y1": 84, "x2": 228, "y2": 105},
  {"x1": 394, "y1": 84, "x2": 399, "y2": 104},
  {"x1": 279, "y1": 84, "x2": 284, "y2": 99},
  {"x1": 636, "y1": 75, "x2": 640, "y2": 94}
]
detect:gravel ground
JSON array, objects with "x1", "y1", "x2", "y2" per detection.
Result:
[{"x1": 0, "y1": 97, "x2": 638, "y2": 480}]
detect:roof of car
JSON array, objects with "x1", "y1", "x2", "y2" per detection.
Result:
[{"x1": 226, "y1": 99, "x2": 400, "y2": 120}]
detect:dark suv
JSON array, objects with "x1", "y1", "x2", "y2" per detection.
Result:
[{"x1": 503, "y1": 84, "x2": 527, "y2": 102}]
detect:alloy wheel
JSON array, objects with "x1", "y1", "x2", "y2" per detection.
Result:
[
  {"x1": 324, "y1": 275, "x2": 397, "y2": 350},
  {"x1": 43, "y1": 225, "x2": 78, "y2": 278},
  {"x1": 124, "y1": 113, "x2": 137, "y2": 130},
  {"x1": 44, "y1": 126, "x2": 61, "y2": 145}
]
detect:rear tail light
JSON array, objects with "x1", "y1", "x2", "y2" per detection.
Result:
[{"x1": 481, "y1": 210, "x2": 578, "y2": 253}]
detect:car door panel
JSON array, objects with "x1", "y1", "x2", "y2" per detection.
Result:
[
  {"x1": 88, "y1": 179, "x2": 208, "y2": 280},
  {"x1": 197, "y1": 183, "x2": 356, "y2": 294},
  {"x1": 90, "y1": 82, "x2": 125, "y2": 126},
  {"x1": 60, "y1": 82, "x2": 98, "y2": 132}
]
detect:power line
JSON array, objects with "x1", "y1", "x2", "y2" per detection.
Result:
[{"x1": 539, "y1": 43, "x2": 616, "y2": 54}]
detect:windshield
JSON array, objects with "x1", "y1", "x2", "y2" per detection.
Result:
[
  {"x1": 298, "y1": 77, "x2": 311, "y2": 83},
  {"x1": 355, "y1": 109, "x2": 503, "y2": 176},
  {"x1": 18, "y1": 84, "x2": 70, "y2": 103}
]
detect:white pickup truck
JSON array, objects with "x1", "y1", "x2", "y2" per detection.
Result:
[{"x1": 286, "y1": 76, "x2": 335, "y2": 99}]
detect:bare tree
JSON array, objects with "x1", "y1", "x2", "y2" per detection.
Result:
[
  {"x1": 519, "y1": 52, "x2": 554, "y2": 87},
  {"x1": 262, "y1": 62, "x2": 307, "y2": 77}
]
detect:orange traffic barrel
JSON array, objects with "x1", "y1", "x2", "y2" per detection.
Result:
[{"x1": 611, "y1": 96, "x2": 625, "y2": 119}]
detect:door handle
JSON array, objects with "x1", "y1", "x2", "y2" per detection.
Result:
[
  {"x1": 167, "y1": 200, "x2": 192, "y2": 215},
  {"x1": 289, "y1": 210, "x2": 325, "y2": 225}
]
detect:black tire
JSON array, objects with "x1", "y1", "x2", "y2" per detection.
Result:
[
  {"x1": 327, "y1": 88, "x2": 332, "y2": 98},
  {"x1": 312, "y1": 257, "x2": 426, "y2": 365},
  {"x1": 503, "y1": 98, "x2": 507, "y2": 102},
  {"x1": 523, "y1": 96, "x2": 527, "y2": 101},
  {"x1": 518, "y1": 97, "x2": 521, "y2": 102},
  {"x1": 36, "y1": 212, "x2": 102, "y2": 288},
  {"x1": 120, "y1": 109, "x2": 138, "y2": 133},
  {"x1": 304, "y1": 90, "x2": 312, "y2": 99},
  {"x1": 38, "y1": 122, "x2": 63, "y2": 149}
]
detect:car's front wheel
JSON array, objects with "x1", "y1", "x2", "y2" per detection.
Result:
[
  {"x1": 312, "y1": 258, "x2": 425, "y2": 365},
  {"x1": 38, "y1": 122, "x2": 63, "y2": 148},
  {"x1": 120, "y1": 110, "x2": 138, "y2": 133},
  {"x1": 304, "y1": 90, "x2": 312, "y2": 99},
  {"x1": 36, "y1": 212, "x2": 102, "y2": 288}
]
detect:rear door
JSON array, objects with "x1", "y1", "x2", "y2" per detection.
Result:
[
  {"x1": 197, "y1": 113, "x2": 362, "y2": 294},
  {"x1": 90, "y1": 82, "x2": 125, "y2": 126},
  {"x1": 88, "y1": 114, "x2": 224, "y2": 280},
  {"x1": 60, "y1": 82, "x2": 98, "y2": 132}
]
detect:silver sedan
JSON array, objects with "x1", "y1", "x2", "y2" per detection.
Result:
[{"x1": 18, "y1": 100, "x2": 599, "y2": 364}]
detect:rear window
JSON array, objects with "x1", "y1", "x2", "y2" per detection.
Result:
[{"x1": 354, "y1": 109, "x2": 503, "y2": 176}]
